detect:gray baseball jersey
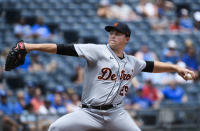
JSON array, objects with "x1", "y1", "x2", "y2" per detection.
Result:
[
  {"x1": 49, "y1": 44, "x2": 146, "y2": 131},
  {"x1": 74, "y1": 44, "x2": 146, "y2": 106}
]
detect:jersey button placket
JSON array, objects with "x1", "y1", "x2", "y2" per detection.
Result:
[
  {"x1": 118, "y1": 64, "x2": 123, "y2": 87},
  {"x1": 116, "y1": 82, "x2": 119, "y2": 86}
]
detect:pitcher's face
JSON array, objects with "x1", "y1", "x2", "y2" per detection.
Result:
[{"x1": 108, "y1": 30, "x2": 129, "y2": 48}]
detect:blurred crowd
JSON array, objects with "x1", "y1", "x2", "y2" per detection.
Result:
[
  {"x1": 97, "y1": 0, "x2": 200, "y2": 32},
  {"x1": 0, "y1": 81, "x2": 82, "y2": 131},
  {"x1": 0, "y1": 0, "x2": 200, "y2": 130},
  {"x1": 13, "y1": 16, "x2": 60, "y2": 42}
]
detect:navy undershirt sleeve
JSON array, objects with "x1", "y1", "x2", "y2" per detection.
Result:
[
  {"x1": 56, "y1": 44, "x2": 78, "y2": 56},
  {"x1": 142, "y1": 61, "x2": 154, "y2": 72}
]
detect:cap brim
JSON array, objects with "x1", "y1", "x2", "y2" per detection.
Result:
[{"x1": 105, "y1": 26, "x2": 120, "y2": 33}]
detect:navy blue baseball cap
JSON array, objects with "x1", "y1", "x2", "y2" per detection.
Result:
[{"x1": 105, "y1": 22, "x2": 131, "y2": 37}]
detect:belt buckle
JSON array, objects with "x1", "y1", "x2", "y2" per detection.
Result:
[{"x1": 99, "y1": 105, "x2": 103, "y2": 110}]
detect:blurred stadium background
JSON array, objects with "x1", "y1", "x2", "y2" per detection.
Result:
[{"x1": 0, "y1": 0, "x2": 200, "y2": 131}]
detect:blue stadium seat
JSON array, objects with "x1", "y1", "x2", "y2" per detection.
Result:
[
  {"x1": 87, "y1": 0, "x2": 98, "y2": 4},
  {"x1": 165, "y1": 11, "x2": 177, "y2": 20},
  {"x1": 15, "y1": 3, "x2": 24, "y2": 9},
  {"x1": 21, "y1": 9, "x2": 34, "y2": 17},
  {"x1": 34, "y1": 9, "x2": 45, "y2": 17},
  {"x1": 42, "y1": 15, "x2": 52, "y2": 24},
  {"x1": 61, "y1": 0, "x2": 72, "y2": 3},
  {"x1": 46, "y1": 9, "x2": 58, "y2": 17},
  {"x1": 173, "y1": 0, "x2": 183, "y2": 4},
  {"x1": 85, "y1": 10, "x2": 97, "y2": 17},
  {"x1": 40, "y1": 2, "x2": 50, "y2": 9},
  {"x1": 72, "y1": 10, "x2": 84, "y2": 17},
  {"x1": 191, "y1": 3, "x2": 200, "y2": 11},
  {"x1": 64, "y1": 15, "x2": 78, "y2": 24},
  {"x1": 60, "y1": 9, "x2": 72, "y2": 17},
  {"x1": 52, "y1": 16, "x2": 63, "y2": 23},
  {"x1": 79, "y1": 29, "x2": 92, "y2": 38},
  {"x1": 54, "y1": 2, "x2": 65, "y2": 9},
  {"x1": 92, "y1": 16, "x2": 103, "y2": 24},
  {"x1": 67, "y1": 3, "x2": 79, "y2": 10},
  {"x1": 34, "y1": 0, "x2": 44, "y2": 3},
  {"x1": 63, "y1": 29, "x2": 79, "y2": 43},
  {"x1": 28, "y1": 2, "x2": 38, "y2": 9},
  {"x1": 59, "y1": 23, "x2": 71, "y2": 31},
  {"x1": 46, "y1": 79, "x2": 57, "y2": 90},
  {"x1": 72, "y1": 23, "x2": 85, "y2": 31},
  {"x1": 78, "y1": 16, "x2": 90, "y2": 24}
]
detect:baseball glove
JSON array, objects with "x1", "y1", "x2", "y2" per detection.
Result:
[{"x1": 5, "y1": 40, "x2": 27, "y2": 71}]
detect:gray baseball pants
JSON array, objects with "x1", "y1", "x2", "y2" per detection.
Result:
[{"x1": 48, "y1": 106, "x2": 141, "y2": 131}]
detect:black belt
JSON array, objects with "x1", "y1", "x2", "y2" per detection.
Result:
[{"x1": 82, "y1": 104, "x2": 114, "y2": 110}]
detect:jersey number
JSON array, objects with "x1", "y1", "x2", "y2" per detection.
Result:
[{"x1": 119, "y1": 86, "x2": 128, "y2": 96}]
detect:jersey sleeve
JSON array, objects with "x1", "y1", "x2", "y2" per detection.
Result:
[
  {"x1": 74, "y1": 44, "x2": 101, "y2": 62},
  {"x1": 133, "y1": 58, "x2": 146, "y2": 75}
]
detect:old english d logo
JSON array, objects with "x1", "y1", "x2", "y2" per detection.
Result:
[{"x1": 114, "y1": 22, "x2": 118, "y2": 27}]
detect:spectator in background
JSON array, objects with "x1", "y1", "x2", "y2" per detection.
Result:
[
  {"x1": 0, "y1": 49, "x2": 8, "y2": 84},
  {"x1": 110, "y1": 0, "x2": 141, "y2": 21},
  {"x1": 0, "y1": 68, "x2": 3, "y2": 85},
  {"x1": 150, "y1": 10, "x2": 169, "y2": 31},
  {"x1": 63, "y1": 92, "x2": 72, "y2": 105},
  {"x1": 134, "y1": 44, "x2": 164, "y2": 84},
  {"x1": 182, "y1": 38, "x2": 199, "y2": 73},
  {"x1": 170, "y1": 18, "x2": 181, "y2": 32},
  {"x1": 52, "y1": 93, "x2": 67, "y2": 114},
  {"x1": 179, "y1": 8, "x2": 194, "y2": 32},
  {"x1": 0, "y1": 91, "x2": 19, "y2": 131},
  {"x1": 149, "y1": 0, "x2": 175, "y2": 31},
  {"x1": 13, "y1": 90, "x2": 26, "y2": 116},
  {"x1": 193, "y1": 11, "x2": 200, "y2": 30},
  {"x1": 29, "y1": 51, "x2": 43, "y2": 72},
  {"x1": 0, "y1": 82, "x2": 4, "y2": 94},
  {"x1": 13, "y1": 91, "x2": 26, "y2": 129},
  {"x1": 66, "y1": 93, "x2": 81, "y2": 113},
  {"x1": 156, "y1": 0, "x2": 165, "y2": 16},
  {"x1": 131, "y1": 87, "x2": 153, "y2": 110},
  {"x1": 14, "y1": 17, "x2": 32, "y2": 39},
  {"x1": 20, "y1": 103, "x2": 39, "y2": 131},
  {"x1": 141, "y1": 79, "x2": 162, "y2": 109},
  {"x1": 0, "y1": 48, "x2": 9, "y2": 69},
  {"x1": 45, "y1": 59, "x2": 57, "y2": 73},
  {"x1": 0, "y1": 91, "x2": 13, "y2": 116},
  {"x1": 97, "y1": 0, "x2": 114, "y2": 19},
  {"x1": 32, "y1": 17, "x2": 52, "y2": 40},
  {"x1": 135, "y1": 44, "x2": 158, "y2": 61},
  {"x1": 184, "y1": 38, "x2": 194, "y2": 51},
  {"x1": 164, "y1": 0, "x2": 175, "y2": 11},
  {"x1": 182, "y1": 46, "x2": 199, "y2": 71},
  {"x1": 162, "y1": 80, "x2": 187, "y2": 103},
  {"x1": 24, "y1": 82, "x2": 36, "y2": 104},
  {"x1": 31, "y1": 87, "x2": 44, "y2": 113},
  {"x1": 71, "y1": 64, "x2": 84, "y2": 96},
  {"x1": 73, "y1": 65, "x2": 84, "y2": 85},
  {"x1": 47, "y1": 85, "x2": 66, "y2": 106},
  {"x1": 38, "y1": 99, "x2": 58, "y2": 131},
  {"x1": 162, "y1": 39, "x2": 180, "y2": 64},
  {"x1": 1, "y1": 115, "x2": 19, "y2": 131},
  {"x1": 17, "y1": 54, "x2": 31, "y2": 72},
  {"x1": 136, "y1": 0, "x2": 157, "y2": 18},
  {"x1": 38, "y1": 100, "x2": 56, "y2": 115}
]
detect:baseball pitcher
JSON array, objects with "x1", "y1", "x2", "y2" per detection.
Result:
[{"x1": 5, "y1": 22, "x2": 196, "y2": 131}]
